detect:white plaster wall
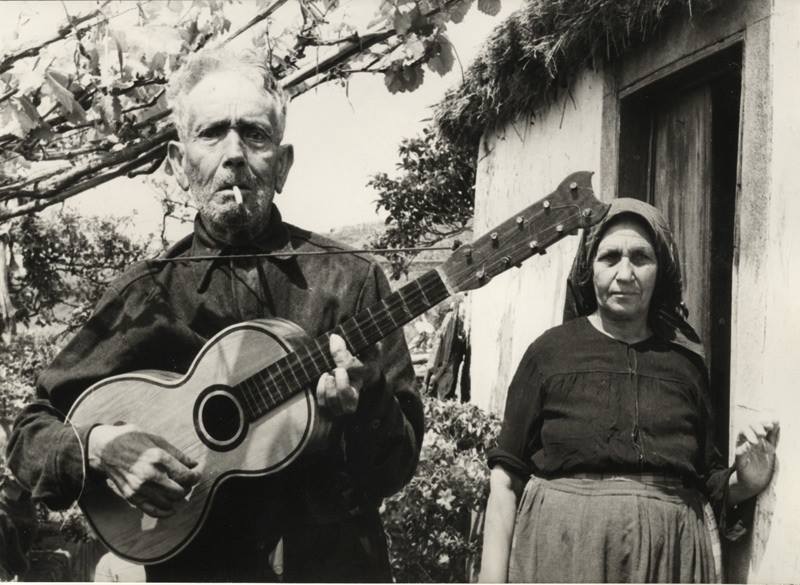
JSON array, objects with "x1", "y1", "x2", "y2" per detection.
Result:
[
  {"x1": 736, "y1": 1, "x2": 800, "y2": 580},
  {"x1": 469, "y1": 67, "x2": 606, "y2": 414}
]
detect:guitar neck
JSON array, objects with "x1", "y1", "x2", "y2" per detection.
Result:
[{"x1": 235, "y1": 269, "x2": 450, "y2": 420}]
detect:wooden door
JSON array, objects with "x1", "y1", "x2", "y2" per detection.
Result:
[{"x1": 651, "y1": 85, "x2": 714, "y2": 350}]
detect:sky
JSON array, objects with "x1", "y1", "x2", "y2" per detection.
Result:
[{"x1": 1, "y1": 0, "x2": 522, "y2": 242}]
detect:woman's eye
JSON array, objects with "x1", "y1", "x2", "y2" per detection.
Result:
[
  {"x1": 596, "y1": 251, "x2": 620, "y2": 264},
  {"x1": 631, "y1": 251, "x2": 655, "y2": 265}
]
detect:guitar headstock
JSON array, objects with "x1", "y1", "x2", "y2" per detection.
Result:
[{"x1": 438, "y1": 171, "x2": 608, "y2": 294}]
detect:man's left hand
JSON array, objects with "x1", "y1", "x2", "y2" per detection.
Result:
[{"x1": 316, "y1": 334, "x2": 381, "y2": 417}]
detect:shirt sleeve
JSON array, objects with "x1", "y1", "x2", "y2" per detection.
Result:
[
  {"x1": 5, "y1": 278, "x2": 158, "y2": 510},
  {"x1": 696, "y1": 374, "x2": 739, "y2": 537},
  {"x1": 342, "y1": 262, "x2": 424, "y2": 499},
  {"x1": 487, "y1": 343, "x2": 543, "y2": 481}
]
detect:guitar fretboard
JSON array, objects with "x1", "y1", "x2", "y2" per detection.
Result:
[{"x1": 233, "y1": 269, "x2": 449, "y2": 420}]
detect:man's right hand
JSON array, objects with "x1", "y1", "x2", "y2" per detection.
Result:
[{"x1": 87, "y1": 424, "x2": 201, "y2": 518}]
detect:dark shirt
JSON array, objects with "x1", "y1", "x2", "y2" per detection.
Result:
[
  {"x1": 488, "y1": 317, "x2": 731, "y2": 507},
  {"x1": 6, "y1": 207, "x2": 423, "y2": 581}
]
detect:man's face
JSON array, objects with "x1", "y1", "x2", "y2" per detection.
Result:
[
  {"x1": 592, "y1": 219, "x2": 658, "y2": 324},
  {"x1": 168, "y1": 70, "x2": 293, "y2": 239}
]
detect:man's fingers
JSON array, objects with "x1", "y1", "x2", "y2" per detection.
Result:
[
  {"x1": 334, "y1": 366, "x2": 352, "y2": 391},
  {"x1": 329, "y1": 333, "x2": 354, "y2": 368},
  {"x1": 154, "y1": 436, "x2": 198, "y2": 470},
  {"x1": 149, "y1": 442, "x2": 200, "y2": 490},
  {"x1": 316, "y1": 370, "x2": 358, "y2": 416},
  {"x1": 149, "y1": 473, "x2": 190, "y2": 502},
  {"x1": 137, "y1": 498, "x2": 174, "y2": 518},
  {"x1": 316, "y1": 372, "x2": 336, "y2": 407},
  {"x1": 159, "y1": 455, "x2": 201, "y2": 490},
  {"x1": 138, "y1": 481, "x2": 181, "y2": 511}
]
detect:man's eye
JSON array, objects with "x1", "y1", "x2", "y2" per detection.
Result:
[
  {"x1": 243, "y1": 127, "x2": 270, "y2": 143},
  {"x1": 199, "y1": 126, "x2": 226, "y2": 140}
]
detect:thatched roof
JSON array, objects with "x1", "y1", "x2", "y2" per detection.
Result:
[{"x1": 435, "y1": 0, "x2": 720, "y2": 148}]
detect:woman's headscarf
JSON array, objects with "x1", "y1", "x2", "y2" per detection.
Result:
[{"x1": 563, "y1": 198, "x2": 706, "y2": 361}]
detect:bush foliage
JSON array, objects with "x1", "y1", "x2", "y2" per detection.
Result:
[{"x1": 383, "y1": 396, "x2": 500, "y2": 582}]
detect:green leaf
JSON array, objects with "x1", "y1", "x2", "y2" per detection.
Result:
[
  {"x1": 0, "y1": 97, "x2": 42, "y2": 138},
  {"x1": 477, "y1": 0, "x2": 501, "y2": 16},
  {"x1": 448, "y1": 0, "x2": 474, "y2": 24},
  {"x1": 393, "y1": 9, "x2": 414, "y2": 35},
  {"x1": 402, "y1": 34, "x2": 427, "y2": 63},
  {"x1": 426, "y1": 36, "x2": 454, "y2": 76},
  {"x1": 384, "y1": 62, "x2": 425, "y2": 94},
  {"x1": 45, "y1": 71, "x2": 87, "y2": 125}
]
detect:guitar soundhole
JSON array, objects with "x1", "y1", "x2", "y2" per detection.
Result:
[{"x1": 194, "y1": 386, "x2": 247, "y2": 451}]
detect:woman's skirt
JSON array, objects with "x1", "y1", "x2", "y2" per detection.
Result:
[{"x1": 508, "y1": 474, "x2": 722, "y2": 583}]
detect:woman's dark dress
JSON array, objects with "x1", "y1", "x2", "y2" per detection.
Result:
[{"x1": 488, "y1": 317, "x2": 732, "y2": 582}]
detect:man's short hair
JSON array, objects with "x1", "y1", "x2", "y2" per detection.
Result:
[{"x1": 167, "y1": 47, "x2": 288, "y2": 143}]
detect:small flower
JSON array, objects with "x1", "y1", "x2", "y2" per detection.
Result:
[
  {"x1": 436, "y1": 488, "x2": 455, "y2": 511},
  {"x1": 437, "y1": 553, "x2": 450, "y2": 566}
]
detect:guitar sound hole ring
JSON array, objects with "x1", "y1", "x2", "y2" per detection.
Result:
[{"x1": 194, "y1": 386, "x2": 248, "y2": 452}]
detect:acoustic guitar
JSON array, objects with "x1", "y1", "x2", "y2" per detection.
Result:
[{"x1": 67, "y1": 171, "x2": 608, "y2": 564}]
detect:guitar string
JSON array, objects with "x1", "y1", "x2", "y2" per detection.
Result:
[
  {"x1": 237, "y1": 278, "x2": 437, "y2": 419},
  {"x1": 236, "y1": 271, "x2": 448, "y2": 420}
]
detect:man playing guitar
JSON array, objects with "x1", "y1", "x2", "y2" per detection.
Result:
[{"x1": 6, "y1": 46, "x2": 423, "y2": 582}]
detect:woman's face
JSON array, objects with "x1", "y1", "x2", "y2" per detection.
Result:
[{"x1": 592, "y1": 219, "x2": 658, "y2": 324}]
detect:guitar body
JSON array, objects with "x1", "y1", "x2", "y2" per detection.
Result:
[{"x1": 67, "y1": 318, "x2": 326, "y2": 565}]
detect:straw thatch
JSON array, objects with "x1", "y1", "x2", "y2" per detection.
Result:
[{"x1": 435, "y1": 0, "x2": 721, "y2": 148}]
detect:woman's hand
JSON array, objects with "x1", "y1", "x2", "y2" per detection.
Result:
[{"x1": 730, "y1": 418, "x2": 779, "y2": 503}]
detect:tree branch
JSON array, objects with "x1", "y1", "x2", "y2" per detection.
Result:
[
  {"x1": 0, "y1": 2, "x2": 112, "y2": 75},
  {"x1": 223, "y1": 0, "x2": 291, "y2": 44},
  {"x1": 0, "y1": 142, "x2": 166, "y2": 221}
]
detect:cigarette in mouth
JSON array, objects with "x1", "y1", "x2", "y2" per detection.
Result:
[{"x1": 233, "y1": 185, "x2": 243, "y2": 205}]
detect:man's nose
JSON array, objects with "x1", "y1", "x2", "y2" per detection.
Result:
[{"x1": 221, "y1": 130, "x2": 246, "y2": 170}]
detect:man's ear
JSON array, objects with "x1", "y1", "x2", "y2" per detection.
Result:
[
  {"x1": 166, "y1": 140, "x2": 190, "y2": 191},
  {"x1": 274, "y1": 144, "x2": 294, "y2": 194}
]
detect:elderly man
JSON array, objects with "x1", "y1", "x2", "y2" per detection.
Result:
[{"x1": 6, "y1": 48, "x2": 423, "y2": 582}]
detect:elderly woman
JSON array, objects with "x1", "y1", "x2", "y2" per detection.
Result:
[{"x1": 479, "y1": 198, "x2": 779, "y2": 583}]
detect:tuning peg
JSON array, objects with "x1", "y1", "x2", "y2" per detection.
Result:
[
  {"x1": 501, "y1": 256, "x2": 511, "y2": 267},
  {"x1": 490, "y1": 232, "x2": 499, "y2": 246},
  {"x1": 462, "y1": 246, "x2": 473, "y2": 261},
  {"x1": 570, "y1": 182, "x2": 578, "y2": 191},
  {"x1": 543, "y1": 200, "x2": 551, "y2": 210},
  {"x1": 528, "y1": 240, "x2": 546, "y2": 255},
  {"x1": 476, "y1": 269, "x2": 487, "y2": 281},
  {"x1": 451, "y1": 239, "x2": 463, "y2": 250},
  {"x1": 516, "y1": 216, "x2": 525, "y2": 228}
]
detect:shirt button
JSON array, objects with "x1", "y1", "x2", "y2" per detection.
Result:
[{"x1": 370, "y1": 419, "x2": 381, "y2": 430}]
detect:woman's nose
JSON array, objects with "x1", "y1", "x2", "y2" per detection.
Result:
[{"x1": 616, "y1": 258, "x2": 635, "y2": 281}]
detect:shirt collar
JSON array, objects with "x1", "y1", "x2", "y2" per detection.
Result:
[{"x1": 190, "y1": 204, "x2": 296, "y2": 291}]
